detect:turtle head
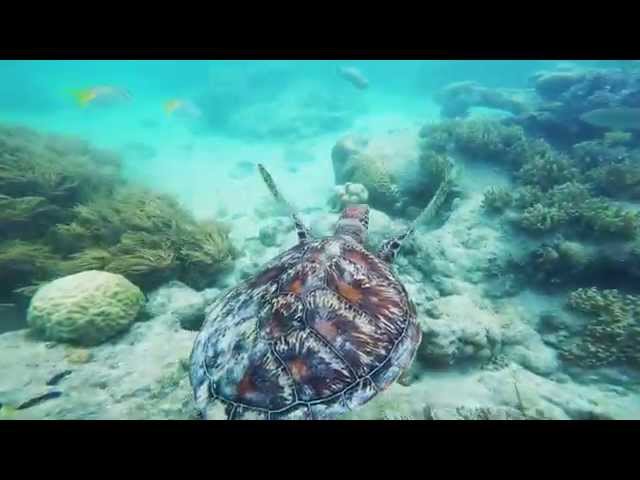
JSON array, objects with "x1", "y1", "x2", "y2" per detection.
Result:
[{"x1": 335, "y1": 204, "x2": 369, "y2": 244}]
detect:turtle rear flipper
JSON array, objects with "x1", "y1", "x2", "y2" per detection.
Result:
[{"x1": 258, "y1": 163, "x2": 312, "y2": 243}]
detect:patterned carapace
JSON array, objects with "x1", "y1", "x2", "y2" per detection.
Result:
[{"x1": 189, "y1": 163, "x2": 450, "y2": 420}]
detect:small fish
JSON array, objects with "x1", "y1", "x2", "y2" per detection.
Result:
[
  {"x1": 337, "y1": 66, "x2": 369, "y2": 90},
  {"x1": 580, "y1": 107, "x2": 640, "y2": 131},
  {"x1": 0, "y1": 303, "x2": 15, "y2": 310},
  {"x1": 16, "y1": 390, "x2": 63, "y2": 410},
  {"x1": 70, "y1": 86, "x2": 132, "y2": 108},
  {"x1": 236, "y1": 160, "x2": 255, "y2": 171},
  {"x1": 164, "y1": 99, "x2": 203, "y2": 119},
  {"x1": 46, "y1": 370, "x2": 73, "y2": 386}
]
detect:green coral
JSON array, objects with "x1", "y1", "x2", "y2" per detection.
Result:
[
  {"x1": 560, "y1": 287, "x2": 640, "y2": 368},
  {"x1": 0, "y1": 240, "x2": 62, "y2": 299},
  {"x1": 603, "y1": 131, "x2": 633, "y2": 147},
  {"x1": 0, "y1": 123, "x2": 236, "y2": 304},
  {"x1": 420, "y1": 119, "x2": 550, "y2": 169},
  {"x1": 0, "y1": 124, "x2": 119, "y2": 204},
  {"x1": 587, "y1": 161, "x2": 640, "y2": 200},
  {"x1": 481, "y1": 187, "x2": 513, "y2": 213},
  {"x1": 517, "y1": 203, "x2": 569, "y2": 232},
  {"x1": 516, "y1": 152, "x2": 580, "y2": 191},
  {"x1": 577, "y1": 198, "x2": 640, "y2": 239}
]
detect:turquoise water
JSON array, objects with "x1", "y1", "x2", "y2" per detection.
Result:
[
  {"x1": 0, "y1": 60, "x2": 583, "y2": 215},
  {"x1": 3, "y1": 59, "x2": 640, "y2": 420}
]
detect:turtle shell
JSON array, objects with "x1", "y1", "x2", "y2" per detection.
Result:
[{"x1": 189, "y1": 235, "x2": 422, "y2": 420}]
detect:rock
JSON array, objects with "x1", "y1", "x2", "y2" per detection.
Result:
[
  {"x1": 144, "y1": 281, "x2": 206, "y2": 331},
  {"x1": 417, "y1": 295, "x2": 502, "y2": 366},
  {"x1": 27, "y1": 271, "x2": 145, "y2": 346},
  {"x1": 330, "y1": 129, "x2": 428, "y2": 216},
  {"x1": 531, "y1": 70, "x2": 585, "y2": 100},
  {"x1": 503, "y1": 344, "x2": 559, "y2": 376},
  {"x1": 434, "y1": 81, "x2": 532, "y2": 119}
]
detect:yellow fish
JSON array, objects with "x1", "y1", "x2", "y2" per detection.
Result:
[
  {"x1": 164, "y1": 99, "x2": 202, "y2": 118},
  {"x1": 0, "y1": 404, "x2": 17, "y2": 419},
  {"x1": 70, "y1": 86, "x2": 132, "y2": 108},
  {"x1": 164, "y1": 99, "x2": 184, "y2": 116}
]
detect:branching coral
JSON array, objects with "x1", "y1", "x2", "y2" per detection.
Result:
[
  {"x1": 420, "y1": 119, "x2": 546, "y2": 170},
  {"x1": 516, "y1": 153, "x2": 581, "y2": 191},
  {"x1": 176, "y1": 221, "x2": 237, "y2": 290},
  {"x1": 576, "y1": 198, "x2": 640, "y2": 239},
  {"x1": 59, "y1": 249, "x2": 113, "y2": 276},
  {"x1": 560, "y1": 287, "x2": 640, "y2": 368},
  {"x1": 482, "y1": 187, "x2": 513, "y2": 213},
  {"x1": 517, "y1": 203, "x2": 569, "y2": 233},
  {"x1": 587, "y1": 161, "x2": 640, "y2": 200},
  {"x1": 0, "y1": 240, "x2": 61, "y2": 301},
  {"x1": 0, "y1": 123, "x2": 237, "y2": 303},
  {"x1": 0, "y1": 124, "x2": 120, "y2": 204}
]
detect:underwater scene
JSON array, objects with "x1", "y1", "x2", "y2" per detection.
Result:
[{"x1": 1, "y1": 59, "x2": 640, "y2": 420}]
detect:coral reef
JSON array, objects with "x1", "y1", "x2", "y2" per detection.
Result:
[
  {"x1": 327, "y1": 183, "x2": 369, "y2": 213},
  {"x1": 560, "y1": 287, "x2": 640, "y2": 368},
  {"x1": 434, "y1": 81, "x2": 532, "y2": 119},
  {"x1": 0, "y1": 123, "x2": 236, "y2": 304},
  {"x1": 512, "y1": 66, "x2": 640, "y2": 147},
  {"x1": 27, "y1": 270, "x2": 145, "y2": 346},
  {"x1": 331, "y1": 130, "x2": 448, "y2": 217},
  {"x1": 419, "y1": 119, "x2": 550, "y2": 170},
  {"x1": 481, "y1": 187, "x2": 513, "y2": 213}
]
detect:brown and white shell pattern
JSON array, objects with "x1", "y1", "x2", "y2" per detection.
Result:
[{"x1": 189, "y1": 235, "x2": 421, "y2": 420}]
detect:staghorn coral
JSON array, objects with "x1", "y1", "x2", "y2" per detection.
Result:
[
  {"x1": 482, "y1": 187, "x2": 513, "y2": 213},
  {"x1": 420, "y1": 119, "x2": 552, "y2": 170},
  {"x1": 560, "y1": 287, "x2": 640, "y2": 368},
  {"x1": 517, "y1": 203, "x2": 569, "y2": 233},
  {"x1": 587, "y1": 160, "x2": 640, "y2": 200},
  {"x1": 576, "y1": 198, "x2": 640, "y2": 239},
  {"x1": 516, "y1": 153, "x2": 581, "y2": 191}
]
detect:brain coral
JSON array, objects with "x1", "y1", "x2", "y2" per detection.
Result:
[
  {"x1": 346, "y1": 153, "x2": 402, "y2": 211},
  {"x1": 27, "y1": 270, "x2": 145, "y2": 345}
]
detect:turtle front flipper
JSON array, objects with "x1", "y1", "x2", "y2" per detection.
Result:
[
  {"x1": 378, "y1": 158, "x2": 455, "y2": 263},
  {"x1": 258, "y1": 163, "x2": 312, "y2": 243}
]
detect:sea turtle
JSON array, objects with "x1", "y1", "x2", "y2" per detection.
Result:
[{"x1": 189, "y1": 162, "x2": 453, "y2": 420}]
